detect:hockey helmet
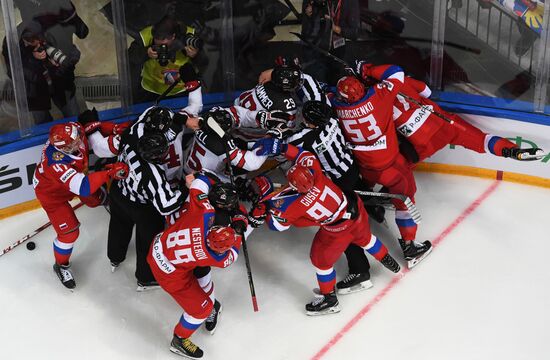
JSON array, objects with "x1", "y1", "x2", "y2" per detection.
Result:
[
  {"x1": 302, "y1": 100, "x2": 335, "y2": 127},
  {"x1": 209, "y1": 182, "x2": 239, "y2": 210},
  {"x1": 286, "y1": 164, "x2": 314, "y2": 193},
  {"x1": 336, "y1": 76, "x2": 365, "y2": 104},
  {"x1": 143, "y1": 106, "x2": 173, "y2": 133},
  {"x1": 49, "y1": 122, "x2": 83, "y2": 154},
  {"x1": 204, "y1": 108, "x2": 234, "y2": 132},
  {"x1": 207, "y1": 225, "x2": 237, "y2": 253},
  {"x1": 137, "y1": 131, "x2": 169, "y2": 164},
  {"x1": 272, "y1": 56, "x2": 303, "y2": 92}
]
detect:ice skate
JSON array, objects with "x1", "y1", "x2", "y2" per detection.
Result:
[
  {"x1": 204, "y1": 300, "x2": 222, "y2": 335},
  {"x1": 399, "y1": 239, "x2": 433, "y2": 269},
  {"x1": 53, "y1": 263, "x2": 76, "y2": 290},
  {"x1": 502, "y1": 147, "x2": 545, "y2": 161},
  {"x1": 336, "y1": 273, "x2": 373, "y2": 295},
  {"x1": 305, "y1": 290, "x2": 341, "y2": 316},
  {"x1": 380, "y1": 253, "x2": 401, "y2": 273},
  {"x1": 170, "y1": 335, "x2": 203, "y2": 359},
  {"x1": 136, "y1": 280, "x2": 160, "y2": 292}
]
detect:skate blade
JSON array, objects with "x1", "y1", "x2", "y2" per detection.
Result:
[
  {"x1": 136, "y1": 285, "x2": 161, "y2": 292},
  {"x1": 407, "y1": 246, "x2": 433, "y2": 269},
  {"x1": 306, "y1": 304, "x2": 342, "y2": 316},
  {"x1": 169, "y1": 346, "x2": 197, "y2": 359},
  {"x1": 337, "y1": 280, "x2": 373, "y2": 295}
]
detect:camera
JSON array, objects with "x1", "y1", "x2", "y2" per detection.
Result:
[
  {"x1": 151, "y1": 44, "x2": 171, "y2": 66},
  {"x1": 183, "y1": 34, "x2": 203, "y2": 50},
  {"x1": 310, "y1": 0, "x2": 327, "y2": 7},
  {"x1": 45, "y1": 46, "x2": 70, "y2": 67}
]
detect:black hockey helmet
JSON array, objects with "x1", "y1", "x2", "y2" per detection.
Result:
[
  {"x1": 137, "y1": 131, "x2": 169, "y2": 164},
  {"x1": 302, "y1": 100, "x2": 335, "y2": 127},
  {"x1": 204, "y1": 108, "x2": 234, "y2": 132},
  {"x1": 271, "y1": 56, "x2": 303, "y2": 92},
  {"x1": 143, "y1": 106, "x2": 173, "y2": 133},
  {"x1": 209, "y1": 182, "x2": 239, "y2": 210}
]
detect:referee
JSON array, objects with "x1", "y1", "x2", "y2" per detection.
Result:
[{"x1": 107, "y1": 106, "x2": 200, "y2": 291}]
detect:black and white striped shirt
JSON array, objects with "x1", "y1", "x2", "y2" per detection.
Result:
[
  {"x1": 297, "y1": 73, "x2": 327, "y2": 104},
  {"x1": 287, "y1": 117, "x2": 355, "y2": 181},
  {"x1": 116, "y1": 110, "x2": 185, "y2": 216}
]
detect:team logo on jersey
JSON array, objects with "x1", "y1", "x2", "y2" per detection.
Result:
[
  {"x1": 273, "y1": 199, "x2": 285, "y2": 209},
  {"x1": 314, "y1": 142, "x2": 327, "y2": 153},
  {"x1": 198, "y1": 193, "x2": 208, "y2": 200},
  {"x1": 52, "y1": 151, "x2": 65, "y2": 161}
]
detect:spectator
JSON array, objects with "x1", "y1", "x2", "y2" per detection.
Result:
[
  {"x1": 128, "y1": 15, "x2": 203, "y2": 107},
  {"x1": 1, "y1": 21, "x2": 81, "y2": 124},
  {"x1": 301, "y1": 0, "x2": 360, "y2": 84}
]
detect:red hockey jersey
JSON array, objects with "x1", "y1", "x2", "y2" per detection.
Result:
[
  {"x1": 331, "y1": 64, "x2": 405, "y2": 169},
  {"x1": 266, "y1": 146, "x2": 349, "y2": 231},
  {"x1": 150, "y1": 176, "x2": 241, "y2": 276}
]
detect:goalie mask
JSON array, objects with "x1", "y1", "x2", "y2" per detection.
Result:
[
  {"x1": 336, "y1": 76, "x2": 366, "y2": 104},
  {"x1": 143, "y1": 106, "x2": 173, "y2": 133},
  {"x1": 302, "y1": 100, "x2": 335, "y2": 127},
  {"x1": 49, "y1": 123, "x2": 83, "y2": 154},
  {"x1": 137, "y1": 131, "x2": 169, "y2": 164}
]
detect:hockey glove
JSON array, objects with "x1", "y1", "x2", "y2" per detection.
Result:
[
  {"x1": 266, "y1": 123, "x2": 292, "y2": 139},
  {"x1": 248, "y1": 203, "x2": 267, "y2": 228},
  {"x1": 252, "y1": 137, "x2": 287, "y2": 156},
  {"x1": 354, "y1": 60, "x2": 373, "y2": 80},
  {"x1": 235, "y1": 177, "x2": 255, "y2": 202},
  {"x1": 231, "y1": 212, "x2": 249, "y2": 236},
  {"x1": 255, "y1": 110, "x2": 292, "y2": 129},
  {"x1": 105, "y1": 162, "x2": 129, "y2": 180},
  {"x1": 78, "y1": 108, "x2": 99, "y2": 126}
]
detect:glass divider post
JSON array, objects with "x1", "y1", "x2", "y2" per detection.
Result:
[
  {"x1": 533, "y1": 1, "x2": 550, "y2": 113},
  {"x1": 430, "y1": 0, "x2": 448, "y2": 91},
  {"x1": 111, "y1": 0, "x2": 133, "y2": 114}
]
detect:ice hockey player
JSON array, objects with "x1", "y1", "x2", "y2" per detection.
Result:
[
  {"x1": 285, "y1": 100, "x2": 390, "y2": 293},
  {"x1": 146, "y1": 172, "x2": 247, "y2": 359},
  {"x1": 352, "y1": 61, "x2": 546, "y2": 163},
  {"x1": 250, "y1": 141, "x2": 400, "y2": 315},
  {"x1": 331, "y1": 64, "x2": 432, "y2": 268},
  {"x1": 183, "y1": 107, "x2": 286, "y2": 177},
  {"x1": 33, "y1": 115, "x2": 129, "y2": 289}
]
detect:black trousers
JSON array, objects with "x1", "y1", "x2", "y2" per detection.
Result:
[
  {"x1": 332, "y1": 169, "x2": 371, "y2": 275},
  {"x1": 107, "y1": 183, "x2": 165, "y2": 283}
]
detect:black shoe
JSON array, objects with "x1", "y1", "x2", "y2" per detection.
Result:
[
  {"x1": 380, "y1": 253, "x2": 401, "y2": 273},
  {"x1": 305, "y1": 290, "x2": 341, "y2": 316},
  {"x1": 502, "y1": 147, "x2": 545, "y2": 161},
  {"x1": 53, "y1": 263, "x2": 76, "y2": 290},
  {"x1": 336, "y1": 273, "x2": 373, "y2": 295},
  {"x1": 110, "y1": 261, "x2": 120, "y2": 273},
  {"x1": 136, "y1": 280, "x2": 160, "y2": 292},
  {"x1": 399, "y1": 239, "x2": 433, "y2": 269},
  {"x1": 170, "y1": 335, "x2": 204, "y2": 359},
  {"x1": 204, "y1": 300, "x2": 222, "y2": 334}
]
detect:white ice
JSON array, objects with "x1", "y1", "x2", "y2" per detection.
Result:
[{"x1": 1, "y1": 172, "x2": 549, "y2": 360}]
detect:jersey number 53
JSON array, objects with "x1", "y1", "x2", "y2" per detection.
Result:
[{"x1": 342, "y1": 114, "x2": 382, "y2": 142}]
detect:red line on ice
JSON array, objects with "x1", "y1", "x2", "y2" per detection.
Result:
[{"x1": 311, "y1": 180, "x2": 501, "y2": 360}]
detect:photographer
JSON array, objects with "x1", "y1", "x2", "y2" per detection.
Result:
[
  {"x1": 1, "y1": 21, "x2": 80, "y2": 124},
  {"x1": 301, "y1": 0, "x2": 359, "y2": 84},
  {"x1": 128, "y1": 15, "x2": 203, "y2": 110}
]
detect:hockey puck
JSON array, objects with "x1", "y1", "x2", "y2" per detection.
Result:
[{"x1": 26, "y1": 241, "x2": 36, "y2": 251}]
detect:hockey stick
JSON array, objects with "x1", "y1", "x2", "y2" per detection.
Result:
[
  {"x1": 354, "y1": 190, "x2": 422, "y2": 224},
  {"x1": 290, "y1": 32, "x2": 464, "y2": 129},
  {"x1": 0, "y1": 202, "x2": 85, "y2": 258},
  {"x1": 154, "y1": 78, "x2": 181, "y2": 105},
  {"x1": 207, "y1": 118, "x2": 260, "y2": 312}
]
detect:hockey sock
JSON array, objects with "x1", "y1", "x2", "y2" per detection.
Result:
[
  {"x1": 314, "y1": 266, "x2": 336, "y2": 294},
  {"x1": 361, "y1": 234, "x2": 389, "y2": 261},
  {"x1": 485, "y1": 135, "x2": 517, "y2": 156},
  {"x1": 395, "y1": 209, "x2": 418, "y2": 241},
  {"x1": 53, "y1": 229, "x2": 79, "y2": 265},
  {"x1": 197, "y1": 272, "x2": 215, "y2": 303},
  {"x1": 174, "y1": 311, "x2": 207, "y2": 339}
]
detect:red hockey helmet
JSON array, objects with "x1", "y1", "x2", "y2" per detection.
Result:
[
  {"x1": 207, "y1": 225, "x2": 237, "y2": 253},
  {"x1": 286, "y1": 164, "x2": 314, "y2": 193},
  {"x1": 49, "y1": 123, "x2": 83, "y2": 153},
  {"x1": 336, "y1": 76, "x2": 365, "y2": 104}
]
